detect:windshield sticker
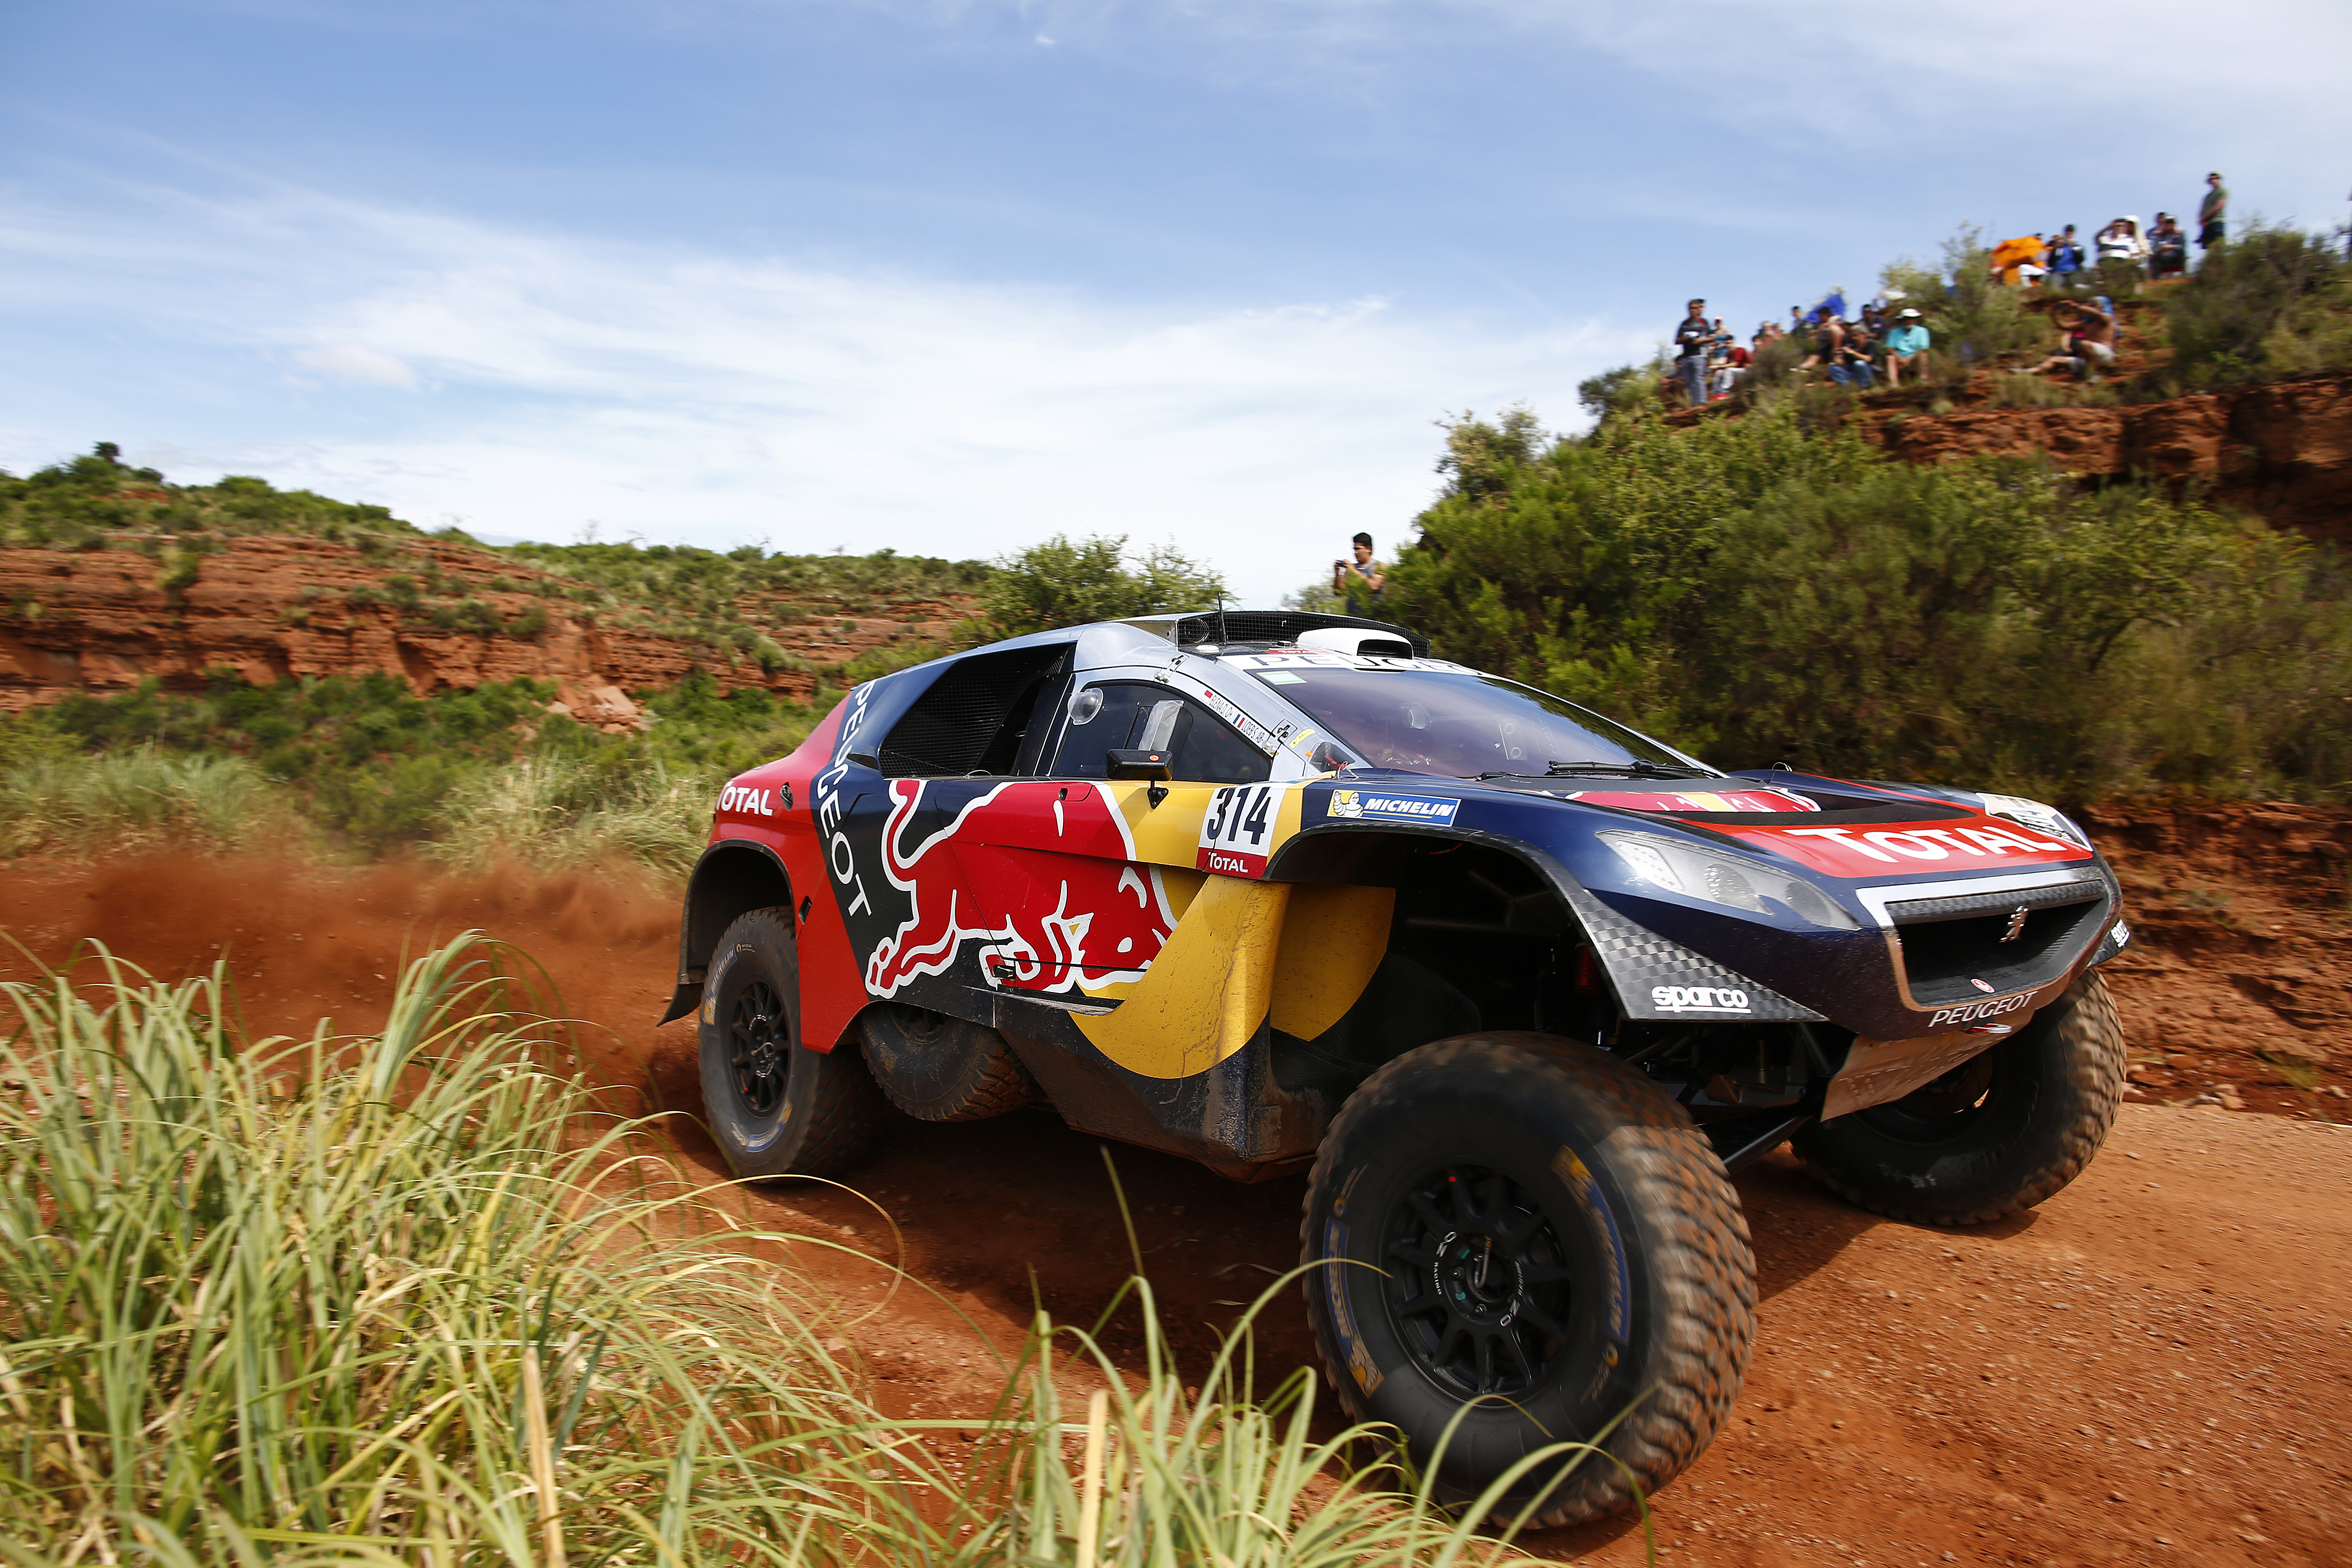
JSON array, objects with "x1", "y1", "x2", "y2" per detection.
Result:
[
  {"x1": 1193, "y1": 685, "x2": 1283, "y2": 756},
  {"x1": 1325, "y1": 789, "x2": 1460, "y2": 827},
  {"x1": 1226, "y1": 652, "x2": 1470, "y2": 674},
  {"x1": 1261, "y1": 671, "x2": 1306, "y2": 684},
  {"x1": 1567, "y1": 788, "x2": 1822, "y2": 814}
]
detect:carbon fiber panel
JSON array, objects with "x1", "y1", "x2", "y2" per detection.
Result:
[{"x1": 1555, "y1": 881, "x2": 1826, "y2": 1023}]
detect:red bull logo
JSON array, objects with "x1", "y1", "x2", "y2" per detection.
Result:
[{"x1": 865, "y1": 779, "x2": 1176, "y2": 998}]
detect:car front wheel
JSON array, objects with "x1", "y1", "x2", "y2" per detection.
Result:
[
  {"x1": 697, "y1": 908, "x2": 884, "y2": 1179},
  {"x1": 1301, "y1": 1032, "x2": 1756, "y2": 1527},
  {"x1": 1794, "y1": 968, "x2": 2125, "y2": 1226}
]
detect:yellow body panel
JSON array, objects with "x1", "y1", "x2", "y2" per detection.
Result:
[
  {"x1": 1074, "y1": 877, "x2": 1292, "y2": 1077},
  {"x1": 1269, "y1": 884, "x2": 1397, "y2": 1041}
]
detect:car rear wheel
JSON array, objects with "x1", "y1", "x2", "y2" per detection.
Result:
[
  {"x1": 1301, "y1": 1032, "x2": 1755, "y2": 1527},
  {"x1": 859, "y1": 1002, "x2": 1039, "y2": 1122},
  {"x1": 698, "y1": 908, "x2": 884, "y2": 1179},
  {"x1": 1794, "y1": 969, "x2": 2125, "y2": 1226}
]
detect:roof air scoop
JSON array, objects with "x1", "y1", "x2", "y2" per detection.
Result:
[{"x1": 1297, "y1": 627, "x2": 1415, "y2": 658}]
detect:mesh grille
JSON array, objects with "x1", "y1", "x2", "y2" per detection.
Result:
[{"x1": 879, "y1": 645, "x2": 1068, "y2": 777}]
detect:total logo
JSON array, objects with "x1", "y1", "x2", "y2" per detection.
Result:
[
  {"x1": 1928, "y1": 993, "x2": 2032, "y2": 1029},
  {"x1": 1651, "y1": 985, "x2": 1752, "y2": 1014},
  {"x1": 719, "y1": 783, "x2": 780, "y2": 817}
]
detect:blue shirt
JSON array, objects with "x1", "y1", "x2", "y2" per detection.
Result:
[{"x1": 1886, "y1": 324, "x2": 1931, "y2": 358}]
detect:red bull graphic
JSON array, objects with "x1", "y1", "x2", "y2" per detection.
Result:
[{"x1": 865, "y1": 778, "x2": 1177, "y2": 998}]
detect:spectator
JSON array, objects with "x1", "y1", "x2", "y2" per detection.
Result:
[
  {"x1": 1990, "y1": 234, "x2": 2048, "y2": 286},
  {"x1": 1803, "y1": 315, "x2": 1875, "y2": 390},
  {"x1": 2047, "y1": 225, "x2": 2086, "y2": 289},
  {"x1": 1882, "y1": 307, "x2": 1931, "y2": 388},
  {"x1": 2019, "y1": 298, "x2": 2118, "y2": 379},
  {"x1": 2093, "y1": 217, "x2": 2146, "y2": 274},
  {"x1": 2198, "y1": 172, "x2": 2229, "y2": 253},
  {"x1": 1712, "y1": 335, "x2": 1751, "y2": 399},
  {"x1": 2148, "y1": 214, "x2": 2189, "y2": 279},
  {"x1": 1674, "y1": 298, "x2": 1713, "y2": 409},
  {"x1": 1332, "y1": 533, "x2": 1386, "y2": 602}
]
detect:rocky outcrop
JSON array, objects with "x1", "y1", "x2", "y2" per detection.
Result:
[
  {"x1": 0, "y1": 535, "x2": 974, "y2": 719},
  {"x1": 1872, "y1": 372, "x2": 2352, "y2": 541}
]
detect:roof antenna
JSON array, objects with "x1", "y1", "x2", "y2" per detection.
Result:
[{"x1": 1216, "y1": 589, "x2": 1229, "y2": 648}]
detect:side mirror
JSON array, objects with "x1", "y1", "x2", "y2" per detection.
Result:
[{"x1": 1105, "y1": 749, "x2": 1172, "y2": 781}]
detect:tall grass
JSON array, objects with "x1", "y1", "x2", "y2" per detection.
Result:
[
  {"x1": 0, "y1": 938, "x2": 1600, "y2": 1564},
  {"x1": 425, "y1": 753, "x2": 716, "y2": 877},
  {"x1": 0, "y1": 748, "x2": 296, "y2": 858}
]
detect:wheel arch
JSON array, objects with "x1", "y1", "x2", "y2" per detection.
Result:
[{"x1": 659, "y1": 838, "x2": 795, "y2": 1024}]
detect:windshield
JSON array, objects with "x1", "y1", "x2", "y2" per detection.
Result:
[{"x1": 1244, "y1": 664, "x2": 1708, "y2": 779}]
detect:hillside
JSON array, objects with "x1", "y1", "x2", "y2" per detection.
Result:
[{"x1": 0, "y1": 448, "x2": 987, "y2": 720}]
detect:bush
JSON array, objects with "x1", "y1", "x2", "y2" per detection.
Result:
[
  {"x1": 2158, "y1": 223, "x2": 2352, "y2": 390},
  {"x1": 1385, "y1": 402, "x2": 2352, "y2": 802},
  {"x1": 981, "y1": 534, "x2": 1226, "y2": 636},
  {"x1": 0, "y1": 748, "x2": 297, "y2": 857}
]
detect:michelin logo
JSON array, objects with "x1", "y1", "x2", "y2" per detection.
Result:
[
  {"x1": 1327, "y1": 789, "x2": 1460, "y2": 827},
  {"x1": 1652, "y1": 985, "x2": 1751, "y2": 1014}
]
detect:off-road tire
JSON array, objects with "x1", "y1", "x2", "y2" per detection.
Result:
[
  {"x1": 1301, "y1": 1031, "x2": 1755, "y2": 1528},
  {"x1": 698, "y1": 908, "x2": 884, "y2": 1179},
  {"x1": 1794, "y1": 969, "x2": 2125, "y2": 1226},
  {"x1": 859, "y1": 1002, "x2": 1039, "y2": 1122}
]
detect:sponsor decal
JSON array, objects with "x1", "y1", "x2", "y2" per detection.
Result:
[
  {"x1": 1746, "y1": 819, "x2": 2087, "y2": 875},
  {"x1": 1196, "y1": 782, "x2": 1278, "y2": 876},
  {"x1": 1325, "y1": 789, "x2": 1461, "y2": 826},
  {"x1": 2108, "y1": 919, "x2": 2132, "y2": 949},
  {"x1": 1651, "y1": 984, "x2": 1751, "y2": 1013},
  {"x1": 812, "y1": 683, "x2": 880, "y2": 918},
  {"x1": 1970, "y1": 978, "x2": 1997, "y2": 993},
  {"x1": 1571, "y1": 788, "x2": 1821, "y2": 814},
  {"x1": 718, "y1": 783, "x2": 780, "y2": 817},
  {"x1": 1551, "y1": 1148, "x2": 1630, "y2": 1344},
  {"x1": 1929, "y1": 993, "x2": 2033, "y2": 1029},
  {"x1": 863, "y1": 779, "x2": 1174, "y2": 998},
  {"x1": 1320, "y1": 1211, "x2": 1385, "y2": 1397},
  {"x1": 1224, "y1": 651, "x2": 1472, "y2": 675}
]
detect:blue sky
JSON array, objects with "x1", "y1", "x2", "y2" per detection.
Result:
[{"x1": 4, "y1": 1, "x2": 2346, "y2": 602}]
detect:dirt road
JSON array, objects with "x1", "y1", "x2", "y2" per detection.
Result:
[{"x1": 4, "y1": 852, "x2": 2347, "y2": 1567}]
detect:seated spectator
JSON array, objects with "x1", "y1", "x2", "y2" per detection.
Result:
[
  {"x1": 1712, "y1": 335, "x2": 1750, "y2": 399},
  {"x1": 2148, "y1": 213, "x2": 2189, "y2": 279},
  {"x1": 2095, "y1": 216, "x2": 2147, "y2": 276},
  {"x1": 1882, "y1": 307, "x2": 1931, "y2": 387},
  {"x1": 1802, "y1": 316, "x2": 1876, "y2": 389},
  {"x1": 2018, "y1": 298, "x2": 2118, "y2": 378},
  {"x1": 2047, "y1": 225, "x2": 2086, "y2": 289}
]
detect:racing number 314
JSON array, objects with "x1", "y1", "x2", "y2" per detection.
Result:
[{"x1": 1197, "y1": 783, "x2": 1275, "y2": 877}]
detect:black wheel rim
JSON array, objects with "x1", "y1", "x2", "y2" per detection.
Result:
[
  {"x1": 729, "y1": 979, "x2": 790, "y2": 1117},
  {"x1": 1382, "y1": 1164, "x2": 1574, "y2": 1400},
  {"x1": 1859, "y1": 1051, "x2": 2000, "y2": 1140}
]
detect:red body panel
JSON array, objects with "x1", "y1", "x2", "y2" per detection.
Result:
[{"x1": 706, "y1": 701, "x2": 873, "y2": 1053}]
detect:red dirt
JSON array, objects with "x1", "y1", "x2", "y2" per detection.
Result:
[{"x1": 3, "y1": 840, "x2": 2347, "y2": 1567}]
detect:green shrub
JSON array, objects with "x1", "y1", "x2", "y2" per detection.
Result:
[
  {"x1": 0, "y1": 747, "x2": 297, "y2": 857},
  {"x1": 2157, "y1": 223, "x2": 2352, "y2": 390},
  {"x1": 1386, "y1": 403, "x2": 2352, "y2": 802},
  {"x1": 980, "y1": 534, "x2": 1225, "y2": 636}
]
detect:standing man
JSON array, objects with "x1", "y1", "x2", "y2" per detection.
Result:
[
  {"x1": 2198, "y1": 172, "x2": 2229, "y2": 256},
  {"x1": 1333, "y1": 533, "x2": 1386, "y2": 603},
  {"x1": 1674, "y1": 299, "x2": 1713, "y2": 409}
]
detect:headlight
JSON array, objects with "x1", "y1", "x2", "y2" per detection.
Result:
[
  {"x1": 1599, "y1": 831, "x2": 1860, "y2": 929},
  {"x1": 1977, "y1": 793, "x2": 2092, "y2": 849}
]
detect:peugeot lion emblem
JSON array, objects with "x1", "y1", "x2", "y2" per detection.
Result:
[{"x1": 1999, "y1": 905, "x2": 2032, "y2": 943}]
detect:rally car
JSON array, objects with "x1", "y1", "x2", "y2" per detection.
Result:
[{"x1": 661, "y1": 610, "x2": 2128, "y2": 1525}]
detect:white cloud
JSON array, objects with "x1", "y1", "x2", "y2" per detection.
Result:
[
  {"x1": 292, "y1": 343, "x2": 420, "y2": 387},
  {"x1": 0, "y1": 179, "x2": 1644, "y2": 600}
]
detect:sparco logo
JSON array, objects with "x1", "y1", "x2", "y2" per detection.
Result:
[
  {"x1": 1928, "y1": 993, "x2": 2031, "y2": 1029},
  {"x1": 1651, "y1": 985, "x2": 1751, "y2": 1013}
]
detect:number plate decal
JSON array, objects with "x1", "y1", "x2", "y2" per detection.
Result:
[{"x1": 1196, "y1": 782, "x2": 1279, "y2": 876}]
